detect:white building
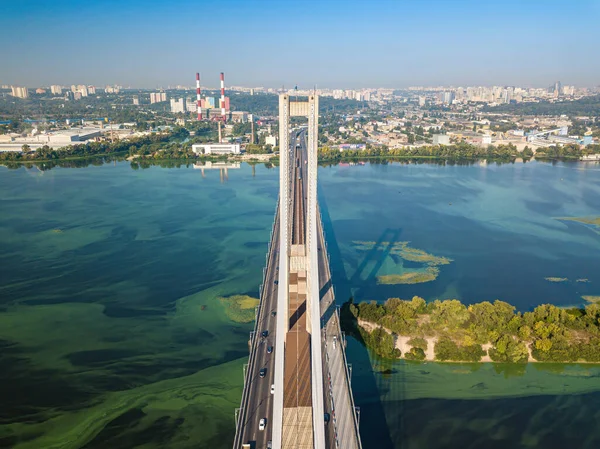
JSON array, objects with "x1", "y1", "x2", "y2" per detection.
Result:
[
  {"x1": 433, "y1": 134, "x2": 450, "y2": 145},
  {"x1": 170, "y1": 98, "x2": 185, "y2": 114},
  {"x1": 185, "y1": 99, "x2": 197, "y2": 113},
  {"x1": 265, "y1": 135, "x2": 277, "y2": 146},
  {"x1": 50, "y1": 85, "x2": 62, "y2": 95},
  {"x1": 191, "y1": 143, "x2": 241, "y2": 155},
  {"x1": 11, "y1": 86, "x2": 29, "y2": 99},
  {"x1": 47, "y1": 128, "x2": 102, "y2": 144},
  {"x1": 150, "y1": 92, "x2": 167, "y2": 104}
]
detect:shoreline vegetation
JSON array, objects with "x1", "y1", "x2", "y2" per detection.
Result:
[
  {"x1": 1, "y1": 134, "x2": 599, "y2": 168},
  {"x1": 341, "y1": 297, "x2": 600, "y2": 364}
]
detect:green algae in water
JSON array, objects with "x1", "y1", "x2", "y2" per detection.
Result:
[
  {"x1": 377, "y1": 267, "x2": 440, "y2": 285},
  {"x1": 353, "y1": 241, "x2": 450, "y2": 285},
  {"x1": 545, "y1": 277, "x2": 569, "y2": 283},
  {"x1": 0, "y1": 162, "x2": 279, "y2": 449},
  {"x1": 218, "y1": 295, "x2": 259, "y2": 323}
]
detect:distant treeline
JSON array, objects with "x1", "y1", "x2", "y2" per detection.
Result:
[
  {"x1": 484, "y1": 95, "x2": 600, "y2": 117},
  {"x1": 0, "y1": 126, "x2": 204, "y2": 163},
  {"x1": 317, "y1": 142, "x2": 600, "y2": 161}
]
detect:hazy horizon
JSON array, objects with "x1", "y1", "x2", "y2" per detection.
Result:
[{"x1": 1, "y1": 0, "x2": 599, "y2": 89}]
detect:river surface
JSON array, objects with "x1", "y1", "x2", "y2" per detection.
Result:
[{"x1": 1, "y1": 160, "x2": 600, "y2": 449}]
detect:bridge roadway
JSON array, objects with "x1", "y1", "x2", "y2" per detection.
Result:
[
  {"x1": 235, "y1": 130, "x2": 360, "y2": 449},
  {"x1": 235, "y1": 132, "x2": 300, "y2": 449}
]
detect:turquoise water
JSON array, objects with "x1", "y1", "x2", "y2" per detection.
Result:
[{"x1": 1, "y1": 160, "x2": 600, "y2": 448}]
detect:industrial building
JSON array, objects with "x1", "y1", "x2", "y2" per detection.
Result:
[
  {"x1": 46, "y1": 128, "x2": 102, "y2": 144},
  {"x1": 191, "y1": 143, "x2": 241, "y2": 155}
]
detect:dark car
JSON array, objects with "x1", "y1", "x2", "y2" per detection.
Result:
[
  {"x1": 259, "y1": 368, "x2": 267, "y2": 378},
  {"x1": 262, "y1": 330, "x2": 269, "y2": 338},
  {"x1": 267, "y1": 346, "x2": 273, "y2": 354},
  {"x1": 324, "y1": 413, "x2": 330, "y2": 424},
  {"x1": 271, "y1": 310, "x2": 277, "y2": 317},
  {"x1": 274, "y1": 280, "x2": 279, "y2": 285}
]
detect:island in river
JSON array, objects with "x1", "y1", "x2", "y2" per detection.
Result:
[{"x1": 342, "y1": 297, "x2": 600, "y2": 364}]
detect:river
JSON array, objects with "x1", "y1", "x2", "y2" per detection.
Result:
[{"x1": 0, "y1": 159, "x2": 599, "y2": 448}]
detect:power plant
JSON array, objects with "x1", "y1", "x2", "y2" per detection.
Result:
[
  {"x1": 196, "y1": 73, "x2": 202, "y2": 121},
  {"x1": 193, "y1": 71, "x2": 231, "y2": 123}
]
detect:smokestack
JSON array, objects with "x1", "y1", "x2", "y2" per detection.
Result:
[
  {"x1": 220, "y1": 72, "x2": 226, "y2": 122},
  {"x1": 196, "y1": 73, "x2": 202, "y2": 120}
]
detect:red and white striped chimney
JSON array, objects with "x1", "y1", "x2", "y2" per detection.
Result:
[
  {"x1": 196, "y1": 73, "x2": 202, "y2": 120},
  {"x1": 220, "y1": 72, "x2": 226, "y2": 122}
]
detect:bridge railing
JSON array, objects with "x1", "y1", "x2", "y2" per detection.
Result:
[
  {"x1": 232, "y1": 198, "x2": 280, "y2": 449},
  {"x1": 319, "y1": 208, "x2": 363, "y2": 449}
]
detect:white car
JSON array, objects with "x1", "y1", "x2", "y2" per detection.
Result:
[
  {"x1": 271, "y1": 384, "x2": 275, "y2": 395},
  {"x1": 259, "y1": 418, "x2": 266, "y2": 431}
]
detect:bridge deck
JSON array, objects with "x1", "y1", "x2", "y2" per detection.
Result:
[{"x1": 234, "y1": 125, "x2": 361, "y2": 449}]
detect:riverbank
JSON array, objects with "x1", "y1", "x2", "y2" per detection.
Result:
[
  {"x1": 343, "y1": 297, "x2": 600, "y2": 364},
  {"x1": 358, "y1": 318, "x2": 539, "y2": 363}
]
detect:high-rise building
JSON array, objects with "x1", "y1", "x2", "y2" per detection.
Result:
[
  {"x1": 150, "y1": 92, "x2": 167, "y2": 104},
  {"x1": 87, "y1": 86, "x2": 96, "y2": 95},
  {"x1": 10, "y1": 86, "x2": 29, "y2": 98},
  {"x1": 50, "y1": 85, "x2": 62, "y2": 95},
  {"x1": 442, "y1": 91, "x2": 455, "y2": 105},
  {"x1": 170, "y1": 98, "x2": 186, "y2": 114},
  {"x1": 555, "y1": 81, "x2": 562, "y2": 95},
  {"x1": 132, "y1": 96, "x2": 139, "y2": 105}
]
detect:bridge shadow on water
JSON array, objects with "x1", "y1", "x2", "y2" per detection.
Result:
[
  {"x1": 349, "y1": 228, "x2": 402, "y2": 302},
  {"x1": 319, "y1": 192, "x2": 395, "y2": 449}
]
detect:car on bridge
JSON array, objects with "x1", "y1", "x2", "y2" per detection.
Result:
[
  {"x1": 260, "y1": 368, "x2": 267, "y2": 378},
  {"x1": 267, "y1": 345, "x2": 273, "y2": 354},
  {"x1": 262, "y1": 330, "x2": 269, "y2": 338},
  {"x1": 259, "y1": 418, "x2": 266, "y2": 431},
  {"x1": 271, "y1": 384, "x2": 275, "y2": 394},
  {"x1": 271, "y1": 310, "x2": 277, "y2": 317}
]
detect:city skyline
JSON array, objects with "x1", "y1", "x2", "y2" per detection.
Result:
[{"x1": 1, "y1": 0, "x2": 600, "y2": 88}]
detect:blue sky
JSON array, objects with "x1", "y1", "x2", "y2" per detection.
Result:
[{"x1": 1, "y1": 0, "x2": 599, "y2": 88}]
